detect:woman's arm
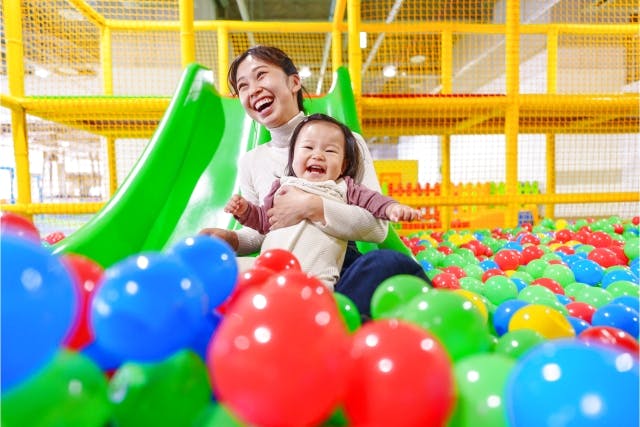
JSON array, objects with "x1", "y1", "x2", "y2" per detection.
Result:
[{"x1": 267, "y1": 187, "x2": 387, "y2": 243}]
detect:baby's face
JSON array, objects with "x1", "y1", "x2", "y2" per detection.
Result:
[{"x1": 291, "y1": 121, "x2": 345, "y2": 182}]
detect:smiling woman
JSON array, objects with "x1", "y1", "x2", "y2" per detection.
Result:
[{"x1": 199, "y1": 45, "x2": 430, "y2": 317}]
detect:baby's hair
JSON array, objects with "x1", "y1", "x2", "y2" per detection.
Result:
[
  {"x1": 284, "y1": 113, "x2": 361, "y2": 179},
  {"x1": 228, "y1": 45, "x2": 307, "y2": 113}
]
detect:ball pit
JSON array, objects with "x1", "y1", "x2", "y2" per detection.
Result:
[{"x1": 1, "y1": 212, "x2": 639, "y2": 426}]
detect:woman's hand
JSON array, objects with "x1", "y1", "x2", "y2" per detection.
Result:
[
  {"x1": 267, "y1": 186, "x2": 324, "y2": 230},
  {"x1": 198, "y1": 227, "x2": 239, "y2": 251}
]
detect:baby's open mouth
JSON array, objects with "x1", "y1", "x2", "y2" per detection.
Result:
[{"x1": 307, "y1": 165, "x2": 325, "y2": 174}]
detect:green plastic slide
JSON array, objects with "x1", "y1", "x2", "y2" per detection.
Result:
[{"x1": 54, "y1": 63, "x2": 410, "y2": 268}]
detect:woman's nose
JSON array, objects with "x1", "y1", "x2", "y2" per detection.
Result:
[{"x1": 248, "y1": 81, "x2": 261, "y2": 96}]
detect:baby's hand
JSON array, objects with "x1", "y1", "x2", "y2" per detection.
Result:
[
  {"x1": 386, "y1": 203, "x2": 422, "y2": 222},
  {"x1": 224, "y1": 194, "x2": 248, "y2": 216}
]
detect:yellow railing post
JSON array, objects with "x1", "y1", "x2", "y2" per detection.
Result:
[
  {"x1": 545, "y1": 28, "x2": 559, "y2": 220},
  {"x1": 217, "y1": 26, "x2": 230, "y2": 94},
  {"x1": 441, "y1": 135, "x2": 452, "y2": 229},
  {"x1": 505, "y1": 0, "x2": 520, "y2": 228},
  {"x1": 4, "y1": 0, "x2": 32, "y2": 213},
  {"x1": 441, "y1": 30, "x2": 453, "y2": 229},
  {"x1": 106, "y1": 138, "x2": 118, "y2": 195},
  {"x1": 179, "y1": 0, "x2": 196, "y2": 67},
  {"x1": 347, "y1": 0, "x2": 363, "y2": 117},
  {"x1": 331, "y1": 0, "x2": 347, "y2": 70},
  {"x1": 100, "y1": 26, "x2": 119, "y2": 196},
  {"x1": 101, "y1": 26, "x2": 113, "y2": 95}
]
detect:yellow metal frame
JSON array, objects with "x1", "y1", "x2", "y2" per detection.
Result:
[{"x1": 1, "y1": 0, "x2": 639, "y2": 227}]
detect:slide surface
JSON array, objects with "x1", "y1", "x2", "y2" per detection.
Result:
[{"x1": 55, "y1": 64, "x2": 409, "y2": 268}]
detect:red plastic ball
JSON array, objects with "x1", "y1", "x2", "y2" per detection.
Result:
[
  {"x1": 1, "y1": 211, "x2": 40, "y2": 242},
  {"x1": 493, "y1": 249, "x2": 521, "y2": 271},
  {"x1": 216, "y1": 267, "x2": 274, "y2": 315},
  {"x1": 531, "y1": 277, "x2": 565, "y2": 295},
  {"x1": 431, "y1": 272, "x2": 460, "y2": 289},
  {"x1": 586, "y1": 231, "x2": 614, "y2": 248},
  {"x1": 607, "y1": 245, "x2": 629, "y2": 265},
  {"x1": 520, "y1": 245, "x2": 544, "y2": 265},
  {"x1": 209, "y1": 272, "x2": 350, "y2": 427},
  {"x1": 566, "y1": 301, "x2": 597, "y2": 324},
  {"x1": 555, "y1": 229, "x2": 574, "y2": 243},
  {"x1": 343, "y1": 319, "x2": 455, "y2": 427},
  {"x1": 555, "y1": 245, "x2": 575, "y2": 255},
  {"x1": 574, "y1": 228, "x2": 592, "y2": 244},
  {"x1": 43, "y1": 231, "x2": 66, "y2": 245},
  {"x1": 254, "y1": 248, "x2": 301, "y2": 273},
  {"x1": 442, "y1": 266, "x2": 466, "y2": 279},
  {"x1": 481, "y1": 268, "x2": 506, "y2": 283},
  {"x1": 437, "y1": 246, "x2": 453, "y2": 255},
  {"x1": 579, "y1": 325, "x2": 639, "y2": 354},
  {"x1": 519, "y1": 233, "x2": 540, "y2": 245},
  {"x1": 60, "y1": 254, "x2": 104, "y2": 350},
  {"x1": 588, "y1": 247, "x2": 620, "y2": 268}
]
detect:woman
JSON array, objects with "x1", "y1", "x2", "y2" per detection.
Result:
[{"x1": 200, "y1": 45, "x2": 428, "y2": 318}]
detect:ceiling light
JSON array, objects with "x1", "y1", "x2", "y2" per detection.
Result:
[
  {"x1": 35, "y1": 67, "x2": 50, "y2": 78},
  {"x1": 383, "y1": 65, "x2": 397, "y2": 78},
  {"x1": 360, "y1": 32, "x2": 368, "y2": 49},
  {"x1": 410, "y1": 55, "x2": 426, "y2": 64},
  {"x1": 299, "y1": 66, "x2": 312, "y2": 78}
]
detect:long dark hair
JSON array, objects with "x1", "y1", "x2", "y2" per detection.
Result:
[
  {"x1": 284, "y1": 114, "x2": 361, "y2": 179},
  {"x1": 228, "y1": 45, "x2": 306, "y2": 112}
]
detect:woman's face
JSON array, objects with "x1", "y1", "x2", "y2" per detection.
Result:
[
  {"x1": 234, "y1": 55, "x2": 302, "y2": 129},
  {"x1": 291, "y1": 121, "x2": 346, "y2": 182}
]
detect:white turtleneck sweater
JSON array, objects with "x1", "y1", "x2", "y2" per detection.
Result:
[{"x1": 234, "y1": 112, "x2": 388, "y2": 256}]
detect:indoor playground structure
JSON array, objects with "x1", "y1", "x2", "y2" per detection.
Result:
[{"x1": 1, "y1": 1, "x2": 639, "y2": 426}]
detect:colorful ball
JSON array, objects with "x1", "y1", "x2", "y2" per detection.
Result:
[
  {"x1": 343, "y1": 319, "x2": 455, "y2": 427},
  {"x1": 506, "y1": 340, "x2": 639, "y2": 427}
]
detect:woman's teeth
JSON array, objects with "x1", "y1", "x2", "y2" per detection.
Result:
[{"x1": 255, "y1": 98, "x2": 273, "y2": 112}]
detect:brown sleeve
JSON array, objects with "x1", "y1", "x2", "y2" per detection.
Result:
[{"x1": 236, "y1": 180, "x2": 280, "y2": 234}]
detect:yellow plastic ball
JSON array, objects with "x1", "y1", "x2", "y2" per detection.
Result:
[
  {"x1": 453, "y1": 289, "x2": 488, "y2": 324},
  {"x1": 508, "y1": 304, "x2": 575, "y2": 339}
]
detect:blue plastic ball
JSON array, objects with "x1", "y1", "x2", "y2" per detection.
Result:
[
  {"x1": 493, "y1": 299, "x2": 529, "y2": 337},
  {"x1": 601, "y1": 269, "x2": 638, "y2": 289},
  {"x1": 168, "y1": 235, "x2": 238, "y2": 311},
  {"x1": 91, "y1": 252, "x2": 208, "y2": 362},
  {"x1": 571, "y1": 259, "x2": 605, "y2": 286},
  {"x1": 419, "y1": 259, "x2": 434, "y2": 272},
  {"x1": 479, "y1": 259, "x2": 499, "y2": 271},
  {"x1": 591, "y1": 303, "x2": 639, "y2": 337},
  {"x1": 507, "y1": 340, "x2": 639, "y2": 427},
  {"x1": 567, "y1": 316, "x2": 590, "y2": 334},
  {"x1": 1, "y1": 234, "x2": 77, "y2": 391},
  {"x1": 611, "y1": 295, "x2": 640, "y2": 312}
]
